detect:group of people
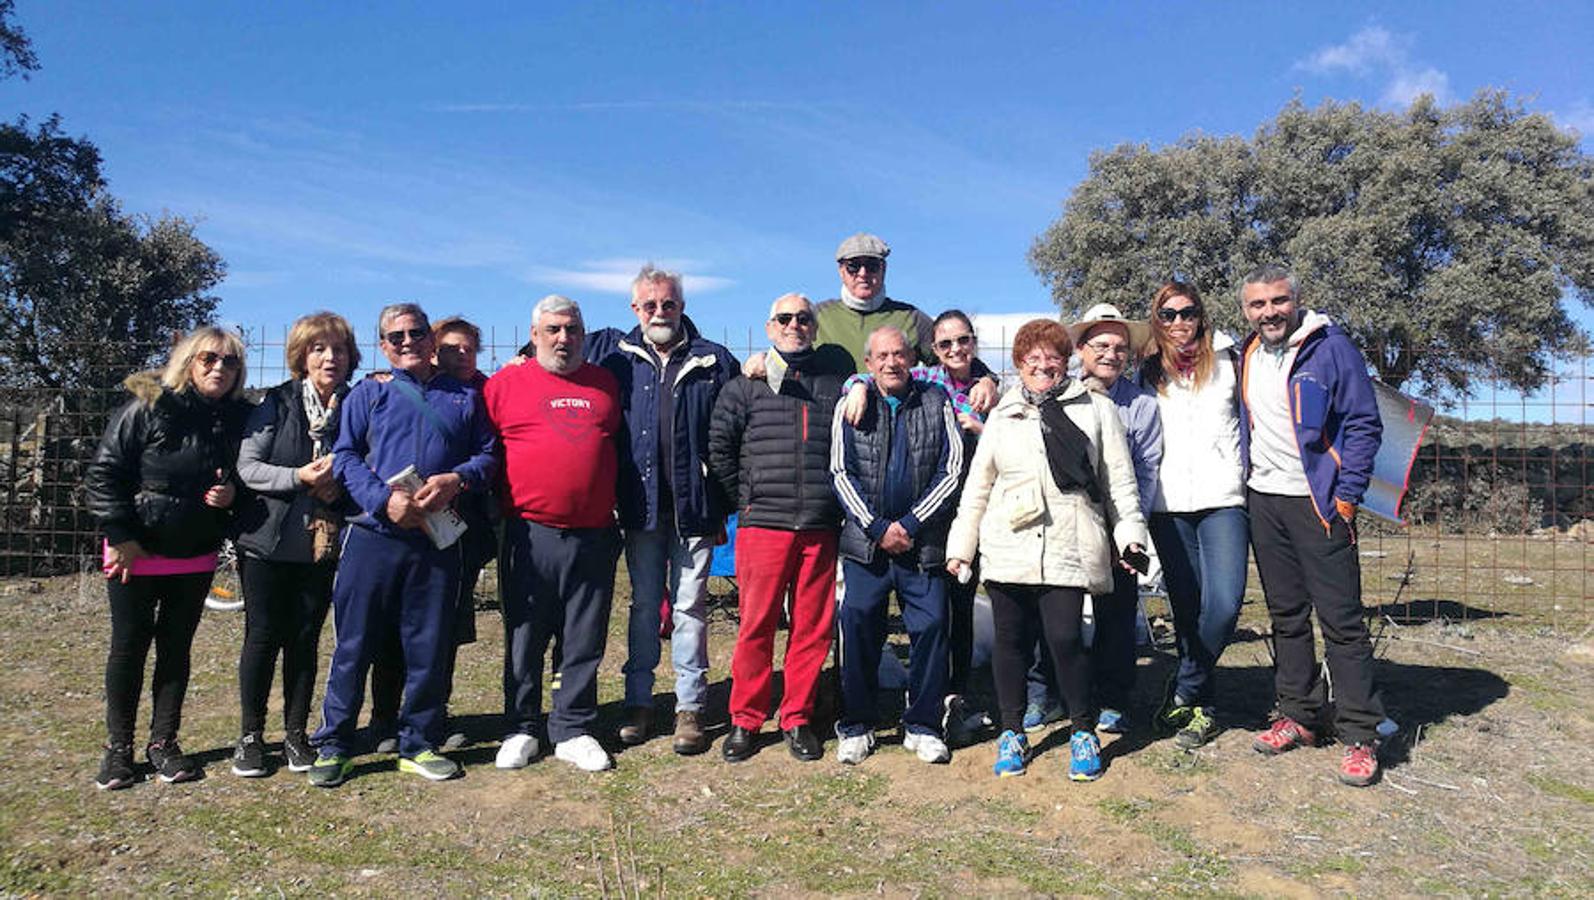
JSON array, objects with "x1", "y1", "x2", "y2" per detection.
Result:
[{"x1": 86, "y1": 231, "x2": 1391, "y2": 792}]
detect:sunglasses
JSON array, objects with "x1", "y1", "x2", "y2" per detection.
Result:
[
  {"x1": 841, "y1": 258, "x2": 883, "y2": 275},
  {"x1": 384, "y1": 327, "x2": 431, "y2": 345},
  {"x1": 1157, "y1": 306, "x2": 1202, "y2": 323},
  {"x1": 637, "y1": 299, "x2": 679, "y2": 315},
  {"x1": 934, "y1": 334, "x2": 975, "y2": 352},
  {"x1": 772, "y1": 312, "x2": 815, "y2": 327},
  {"x1": 196, "y1": 351, "x2": 242, "y2": 371}
]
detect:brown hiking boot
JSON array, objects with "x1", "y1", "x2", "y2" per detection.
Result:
[
  {"x1": 619, "y1": 706, "x2": 653, "y2": 746},
  {"x1": 673, "y1": 710, "x2": 708, "y2": 756}
]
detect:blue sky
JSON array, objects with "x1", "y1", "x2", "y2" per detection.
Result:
[{"x1": 4, "y1": 1, "x2": 1592, "y2": 407}]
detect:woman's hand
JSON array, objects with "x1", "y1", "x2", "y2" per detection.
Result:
[
  {"x1": 956, "y1": 411, "x2": 984, "y2": 435},
  {"x1": 297, "y1": 455, "x2": 335, "y2": 490},
  {"x1": 105, "y1": 540, "x2": 148, "y2": 584},
  {"x1": 204, "y1": 469, "x2": 235, "y2": 509},
  {"x1": 946, "y1": 558, "x2": 969, "y2": 580},
  {"x1": 843, "y1": 382, "x2": 869, "y2": 426}
]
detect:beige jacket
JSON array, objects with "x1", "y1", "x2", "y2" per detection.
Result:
[{"x1": 946, "y1": 382, "x2": 1147, "y2": 594}]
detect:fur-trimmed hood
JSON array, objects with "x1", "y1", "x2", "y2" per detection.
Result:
[{"x1": 122, "y1": 369, "x2": 166, "y2": 405}]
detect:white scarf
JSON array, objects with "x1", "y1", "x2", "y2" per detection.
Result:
[
  {"x1": 302, "y1": 380, "x2": 337, "y2": 457},
  {"x1": 840, "y1": 285, "x2": 886, "y2": 313}
]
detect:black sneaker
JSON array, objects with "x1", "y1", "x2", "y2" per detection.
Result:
[
  {"x1": 231, "y1": 732, "x2": 268, "y2": 777},
  {"x1": 283, "y1": 730, "x2": 316, "y2": 772},
  {"x1": 95, "y1": 743, "x2": 136, "y2": 790},
  {"x1": 146, "y1": 738, "x2": 200, "y2": 784}
]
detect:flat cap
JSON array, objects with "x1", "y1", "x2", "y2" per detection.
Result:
[{"x1": 835, "y1": 232, "x2": 890, "y2": 261}]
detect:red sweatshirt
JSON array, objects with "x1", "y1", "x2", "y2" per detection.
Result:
[{"x1": 484, "y1": 360, "x2": 620, "y2": 529}]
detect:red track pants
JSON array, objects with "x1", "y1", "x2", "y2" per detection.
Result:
[{"x1": 728, "y1": 526, "x2": 838, "y2": 730}]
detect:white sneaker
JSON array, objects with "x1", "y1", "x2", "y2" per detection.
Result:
[
  {"x1": 902, "y1": 731, "x2": 951, "y2": 764},
  {"x1": 554, "y1": 735, "x2": 613, "y2": 772},
  {"x1": 835, "y1": 730, "x2": 876, "y2": 765},
  {"x1": 495, "y1": 733, "x2": 539, "y2": 769}
]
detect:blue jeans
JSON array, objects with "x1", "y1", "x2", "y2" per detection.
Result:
[
  {"x1": 622, "y1": 521, "x2": 714, "y2": 712},
  {"x1": 1148, "y1": 507, "x2": 1249, "y2": 707}
]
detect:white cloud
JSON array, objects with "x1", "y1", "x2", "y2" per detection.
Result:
[
  {"x1": 1557, "y1": 100, "x2": 1594, "y2": 139},
  {"x1": 1383, "y1": 67, "x2": 1452, "y2": 107},
  {"x1": 1296, "y1": 25, "x2": 1451, "y2": 107},
  {"x1": 1298, "y1": 25, "x2": 1400, "y2": 75},
  {"x1": 524, "y1": 260, "x2": 734, "y2": 296}
]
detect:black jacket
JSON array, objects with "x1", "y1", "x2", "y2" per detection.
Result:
[
  {"x1": 830, "y1": 383, "x2": 963, "y2": 568},
  {"x1": 85, "y1": 371, "x2": 251, "y2": 557},
  {"x1": 708, "y1": 345, "x2": 851, "y2": 532},
  {"x1": 233, "y1": 379, "x2": 353, "y2": 563}
]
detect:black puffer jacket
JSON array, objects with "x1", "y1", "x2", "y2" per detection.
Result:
[
  {"x1": 708, "y1": 346, "x2": 851, "y2": 532},
  {"x1": 85, "y1": 371, "x2": 252, "y2": 558}
]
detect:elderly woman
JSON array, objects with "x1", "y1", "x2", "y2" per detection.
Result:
[
  {"x1": 86, "y1": 326, "x2": 252, "y2": 789},
  {"x1": 945, "y1": 318, "x2": 1146, "y2": 782},
  {"x1": 1137, "y1": 281, "x2": 1247, "y2": 750},
  {"x1": 229, "y1": 312, "x2": 359, "y2": 778}
]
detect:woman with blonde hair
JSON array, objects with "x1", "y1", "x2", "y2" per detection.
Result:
[
  {"x1": 86, "y1": 325, "x2": 252, "y2": 788},
  {"x1": 229, "y1": 312, "x2": 360, "y2": 777},
  {"x1": 1137, "y1": 281, "x2": 1248, "y2": 749}
]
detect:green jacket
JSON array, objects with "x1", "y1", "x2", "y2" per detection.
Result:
[{"x1": 814, "y1": 297, "x2": 936, "y2": 373}]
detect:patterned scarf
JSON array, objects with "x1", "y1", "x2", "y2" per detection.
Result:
[{"x1": 301, "y1": 380, "x2": 337, "y2": 458}]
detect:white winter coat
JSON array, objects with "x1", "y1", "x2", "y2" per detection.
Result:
[
  {"x1": 1143, "y1": 338, "x2": 1246, "y2": 513},
  {"x1": 946, "y1": 381, "x2": 1147, "y2": 594}
]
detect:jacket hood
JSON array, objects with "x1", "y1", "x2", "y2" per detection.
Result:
[
  {"x1": 1286, "y1": 310, "x2": 1333, "y2": 348},
  {"x1": 122, "y1": 369, "x2": 166, "y2": 405}
]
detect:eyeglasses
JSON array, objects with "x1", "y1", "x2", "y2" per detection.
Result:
[
  {"x1": 196, "y1": 351, "x2": 242, "y2": 371},
  {"x1": 637, "y1": 299, "x2": 679, "y2": 315},
  {"x1": 840, "y1": 258, "x2": 883, "y2": 276},
  {"x1": 384, "y1": 327, "x2": 431, "y2": 345},
  {"x1": 772, "y1": 312, "x2": 815, "y2": 327},
  {"x1": 1021, "y1": 352, "x2": 1067, "y2": 368},
  {"x1": 1157, "y1": 306, "x2": 1202, "y2": 323},
  {"x1": 1082, "y1": 341, "x2": 1129, "y2": 357},
  {"x1": 934, "y1": 334, "x2": 975, "y2": 352}
]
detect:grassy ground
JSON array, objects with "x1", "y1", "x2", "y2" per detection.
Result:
[{"x1": 1, "y1": 549, "x2": 1591, "y2": 897}]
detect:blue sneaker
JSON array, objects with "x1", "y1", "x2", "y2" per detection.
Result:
[
  {"x1": 1022, "y1": 702, "x2": 1064, "y2": 733},
  {"x1": 992, "y1": 730, "x2": 1029, "y2": 777},
  {"x1": 1069, "y1": 730, "x2": 1103, "y2": 782},
  {"x1": 1096, "y1": 708, "x2": 1126, "y2": 734}
]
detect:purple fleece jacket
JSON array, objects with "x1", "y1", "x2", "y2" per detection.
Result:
[{"x1": 1237, "y1": 317, "x2": 1383, "y2": 531}]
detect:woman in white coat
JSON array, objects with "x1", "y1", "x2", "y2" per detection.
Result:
[
  {"x1": 946, "y1": 318, "x2": 1146, "y2": 782},
  {"x1": 1137, "y1": 281, "x2": 1248, "y2": 750}
]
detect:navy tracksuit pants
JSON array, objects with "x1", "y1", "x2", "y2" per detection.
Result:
[
  {"x1": 837, "y1": 554, "x2": 949, "y2": 737},
  {"x1": 501, "y1": 517, "x2": 620, "y2": 744},
  {"x1": 314, "y1": 525, "x2": 459, "y2": 758}
]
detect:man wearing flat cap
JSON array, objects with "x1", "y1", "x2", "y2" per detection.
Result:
[{"x1": 814, "y1": 233, "x2": 937, "y2": 374}]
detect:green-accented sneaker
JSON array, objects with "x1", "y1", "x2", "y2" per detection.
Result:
[
  {"x1": 1155, "y1": 688, "x2": 1195, "y2": 734},
  {"x1": 397, "y1": 750, "x2": 461, "y2": 781},
  {"x1": 307, "y1": 753, "x2": 353, "y2": 788},
  {"x1": 1174, "y1": 706, "x2": 1219, "y2": 750}
]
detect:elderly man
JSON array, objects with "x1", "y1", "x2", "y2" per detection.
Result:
[
  {"x1": 310, "y1": 303, "x2": 497, "y2": 787},
  {"x1": 1236, "y1": 265, "x2": 1386, "y2": 787},
  {"x1": 583, "y1": 265, "x2": 739, "y2": 756},
  {"x1": 709, "y1": 293, "x2": 852, "y2": 763},
  {"x1": 487, "y1": 295, "x2": 623, "y2": 773},
  {"x1": 829, "y1": 326, "x2": 964, "y2": 765}
]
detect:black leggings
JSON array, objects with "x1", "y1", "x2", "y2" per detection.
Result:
[
  {"x1": 104, "y1": 571, "x2": 212, "y2": 746},
  {"x1": 986, "y1": 581, "x2": 1092, "y2": 735},
  {"x1": 237, "y1": 557, "x2": 333, "y2": 735},
  {"x1": 946, "y1": 560, "x2": 979, "y2": 694}
]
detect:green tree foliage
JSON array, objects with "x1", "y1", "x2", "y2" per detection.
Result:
[
  {"x1": 1030, "y1": 92, "x2": 1594, "y2": 402},
  {"x1": 0, "y1": 115, "x2": 225, "y2": 391},
  {"x1": 0, "y1": 0, "x2": 39, "y2": 81}
]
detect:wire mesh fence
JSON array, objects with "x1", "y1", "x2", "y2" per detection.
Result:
[{"x1": 1, "y1": 326, "x2": 1587, "y2": 627}]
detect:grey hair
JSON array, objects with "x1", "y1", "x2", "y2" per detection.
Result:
[
  {"x1": 767, "y1": 292, "x2": 814, "y2": 320},
  {"x1": 377, "y1": 302, "x2": 429, "y2": 342},
  {"x1": 1240, "y1": 264, "x2": 1297, "y2": 302},
  {"x1": 632, "y1": 263, "x2": 684, "y2": 304},
  {"x1": 865, "y1": 325, "x2": 909, "y2": 357},
  {"x1": 533, "y1": 294, "x2": 584, "y2": 329}
]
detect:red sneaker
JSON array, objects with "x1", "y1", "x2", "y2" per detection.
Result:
[
  {"x1": 1252, "y1": 716, "x2": 1318, "y2": 755},
  {"x1": 1338, "y1": 743, "x2": 1380, "y2": 787}
]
